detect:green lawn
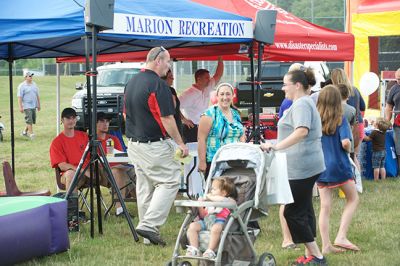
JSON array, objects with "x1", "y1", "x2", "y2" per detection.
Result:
[{"x1": 1, "y1": 76, "x2": 400, "y2": 265}]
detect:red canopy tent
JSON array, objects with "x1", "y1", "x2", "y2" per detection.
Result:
[
  {"x1": 57, "y1": 0, "x2": 354, "y2": 63},
  {"x1": 192, "y1": 0, "x2": 354, "y2": 61}
]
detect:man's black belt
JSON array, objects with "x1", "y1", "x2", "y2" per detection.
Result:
[{"x1": 129, "y1": 137, "x2": 166, "y2": 143}]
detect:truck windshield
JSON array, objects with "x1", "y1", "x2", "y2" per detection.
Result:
[
  {"x1": 97, "y1": 68, "x2": 140, "y2": 87},
  {"x1": 259, "y1": 63, "x2": 291, "y2": 79}
]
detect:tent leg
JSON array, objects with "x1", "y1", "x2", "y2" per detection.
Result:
[
  {"x1": 56, "y1": 63, "x2": 61, "y2": 136},
  {"x1": 7, "y1": 45, "x2": 15, "y2": 176}
]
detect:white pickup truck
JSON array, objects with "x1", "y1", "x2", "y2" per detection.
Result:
[{"x1": 71, "y1": 62, "x2": 144, "y2": 131}]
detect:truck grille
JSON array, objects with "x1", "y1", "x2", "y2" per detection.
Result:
[
  {"x1": 82, "y1": 95, "x2": 123, "y2": 114},
  {"x1": 76, "y1": 94, "x2": 125, "y2": 131}
]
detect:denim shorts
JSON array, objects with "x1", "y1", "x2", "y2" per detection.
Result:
[
  {"x1": 372, "y1": 150, "x2": 386, "y2": 169},
  {"x1": 198, "y1": 214, "x2": 226, "y2": 231}
]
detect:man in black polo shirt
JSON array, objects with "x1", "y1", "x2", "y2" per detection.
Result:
[{"x1": 124, "y1": 46, "x2": 188, "y2": 246}]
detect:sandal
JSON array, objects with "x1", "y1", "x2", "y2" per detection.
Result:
[
  {"x1": 202, "y1": 249, "x2": 216, "y2": 259},
  {"x1": 185, "y1": 245, "x2": 201, "y2": 257}
]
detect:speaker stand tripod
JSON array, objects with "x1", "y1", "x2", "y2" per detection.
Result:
[
  {"x1": 246, "y1": 41, "x2": 265, "y2": 144},
  {"x1": 65, "y1": 24, "x2": 138, "y2": 242}
]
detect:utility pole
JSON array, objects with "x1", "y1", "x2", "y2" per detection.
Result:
[{"x1": 311, "y1": 0, "x2": 314, "y2": 23}]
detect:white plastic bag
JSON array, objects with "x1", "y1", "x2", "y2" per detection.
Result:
[
  {"x1": 350, "y1": 157, "x2": 363, "y2": 193},
  {"x1": 265, "y1": 152, "x2": 294, "y2": 205}
]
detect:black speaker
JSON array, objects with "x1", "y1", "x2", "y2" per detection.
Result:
[
  {"x1": 254, "y1": 10, "x2": 277, "y2": 45},
  {"x1": 85, "y1": 0, "x2": 115, "y2": 30}
]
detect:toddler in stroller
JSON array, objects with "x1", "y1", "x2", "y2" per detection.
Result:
[
  {"x1": 186, "y1": 177, "x2": 238, "y2": 259},
  {"x1": 170, "y1": 143, "x2": 276, "y2": 266}
]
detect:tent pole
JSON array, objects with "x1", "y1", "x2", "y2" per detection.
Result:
[
  {"x1": 173, "y1": 61, "x2": 177, "y2": 89},
  {"x1": 56, "y1": 63, "x2": 61, "y2": 135},
  {"x1": 255, "y1": 42, "x2": 264, "y2": 144},
  {"x1": 249, "y1": 42, "x2": 256, "y2": 141},
  {"x1": 85, "y1": 35, "x2": 92, "y2": 139},
  {"x1": 233, "y1": 61, "x2": 237, "y2": 83},
  {"x1": 91, "y1": 26, "x2": 101, "y2": 236},
  {"x1": 8, "y1": 44, "x2": 15, "y2": 176}
]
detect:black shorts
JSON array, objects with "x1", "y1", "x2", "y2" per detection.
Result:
[{"x1": 182, "y1": 124, "x2": 198, "y2": 143}]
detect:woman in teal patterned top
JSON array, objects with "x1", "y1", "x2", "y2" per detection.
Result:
[{"x1": 198, "y1": 83, "x2": 245, "y2": 177}]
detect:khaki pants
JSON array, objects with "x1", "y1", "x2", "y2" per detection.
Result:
[{"x1": 128, "y1": 139, "x2": 180, "y2": 233}]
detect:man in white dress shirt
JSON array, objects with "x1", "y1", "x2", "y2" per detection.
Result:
[{"x1": 179, "y1": 57, "x2": 224, "y2": 142}]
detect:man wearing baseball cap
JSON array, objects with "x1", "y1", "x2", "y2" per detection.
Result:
[
  {"x1": 18, "y1": 72, "x2": 41, "y2": 140},
  {"x1": 50, "y1": 107, "x2": 109, "y2": 193}
]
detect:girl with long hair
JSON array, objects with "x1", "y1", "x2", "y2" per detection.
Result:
[
  {"x1": 331, "y1": 68, "x2": 366, "y2": 170},
  {"x1": 317, "y1": 85, "x2": 360, "y2": 254}
]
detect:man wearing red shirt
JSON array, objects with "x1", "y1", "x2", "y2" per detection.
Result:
[
  {"x1": 96, "y1": 112, "x2": 130, "y2": 216},
  {"x1": 50, "y1": 108, "x2": 108, "y2": 195}
]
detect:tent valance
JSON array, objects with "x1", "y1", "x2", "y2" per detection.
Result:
[
  {"x1": 0, "y1": 0, "x2": 253, "y2": 60},
  {"x1": 58, "y1": 0, "x2": 354, "y2": 63}
]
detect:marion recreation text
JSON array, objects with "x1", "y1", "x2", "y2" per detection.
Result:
[{"x1": 109, "y1": 13, "x2": 253, "y2": 39}]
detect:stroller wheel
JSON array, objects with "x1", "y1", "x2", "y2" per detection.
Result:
[
  {"x1": 179, "y1": 261, "x2": 192, "y2": 266},
  {"x1": 258, "y1": 252, "x2": 276, "y2": 266}
]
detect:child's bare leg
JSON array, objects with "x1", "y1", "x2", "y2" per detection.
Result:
[
  {"x1": 373, "y1": 168, "x2": 380, "y2": 181},
  {"x1": 380, "y1": 167, "x2": 386, "y2": 179},
  {"x1": 187, "y1": 222, "x2": 202, "y2": 248},
  {"x1": 208, "y1": 223, "x2": 224, "y2": 251},
  {"x1": 334, "y1": 181, "x2": 359, "y2": 248},
  {"x1": 318, "y1": 187, "x2": 341, "y2": 254}
]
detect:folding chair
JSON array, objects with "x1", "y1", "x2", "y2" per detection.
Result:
[
  {"x1": 55, "y1": 167, "x2": 108, "y2": 214},
  {"x1": 104, "y1": 167, "x2": 136, "y2": 216},
  {"x1": 2, "y1": 161, "x2": 51, "y2": 196}
]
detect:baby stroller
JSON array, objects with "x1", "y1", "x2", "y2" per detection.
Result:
[{"x1": 169, "y1": 143, "x2": 276, "y2": 266}]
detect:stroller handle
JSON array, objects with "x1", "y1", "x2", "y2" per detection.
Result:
[{"x1": 174, "y1": 200, "x2": 237, "y2": 209}]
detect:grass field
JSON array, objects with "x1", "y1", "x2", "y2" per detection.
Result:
[{"x1": 1, "y1": 76, "x2": 400, "y2": 265}]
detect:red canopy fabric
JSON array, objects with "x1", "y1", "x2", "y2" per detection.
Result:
[
  {"x1": 56, "y1": 44, "x2": 250, "y2": 63},
  {"x1": 57, "y1": 0, "x2": 354, "y2": 63},
  {"x1": 192, "y1": 0, "x2": 354, "y2": 61},
  {"x1": 357, "y1": 0, "x2": 400, "y2": 13}
]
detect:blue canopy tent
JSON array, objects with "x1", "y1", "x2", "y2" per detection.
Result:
[
  {"x1": 0, "y1": 0, "x2": 253, "y2": 174},
  {"x1": 0, "y1": 0, "x2": 252, "y2": 59}
]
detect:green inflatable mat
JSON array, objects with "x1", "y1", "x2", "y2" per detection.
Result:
[{"x1": 0, "y1": 196, "x2": 66, "y2": 216}]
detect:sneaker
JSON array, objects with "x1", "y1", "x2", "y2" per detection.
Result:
[
  {"x1": 21, "y1": 131, "x2": 28, "y2": 137},
  {"x1": 115, "y1": 211, "x2": 134, "y2": 219},
  {"x1": 185, "y1": 245, "x2": 201, "y2": 257},
  {"x1": 293, "y1": 255, "x2": 327, "y2": 266},
  {"x1": 202, "y1": 249, "x2": 216, "y2": 259},
  {"x1": 29, "y1": 133, "x2": 35, "y2": 140},
  {"x1": 136, "y1": 229, "x2": 166, "y2": 246},
  {"x1": 115, "y1": 207, "x2": 123, "y2": 216},
  {"x1": 295, "y1": 256, "x2": 308, "y2": 264}
]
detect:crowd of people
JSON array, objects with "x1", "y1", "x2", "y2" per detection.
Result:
[{"x1": 46, "y1": 45, "x2": 400, "y2": 265}]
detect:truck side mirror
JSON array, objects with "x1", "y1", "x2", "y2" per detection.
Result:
[{"x1": 75, "y1": 82, "x2": 84, "y2": 90}]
